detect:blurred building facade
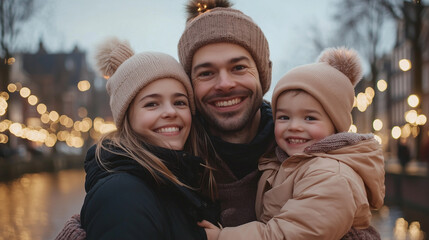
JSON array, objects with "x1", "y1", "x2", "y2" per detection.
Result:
[
  {"x1": 353, "y1": 2, "x2": 429, "y2": 166},
  {"x1": 5, "y1": 41, "x2": 111, "y2": 157}
]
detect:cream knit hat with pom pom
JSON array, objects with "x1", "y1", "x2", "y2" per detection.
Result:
[
  {"x1": 271, "y1": 47, "x2": 363, "y2": 133},
  {"x1": 96, "y1": 37, "x2": 194, "y2": 128}
]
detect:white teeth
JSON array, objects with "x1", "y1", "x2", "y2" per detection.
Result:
[
  {"x1": 288, "y1": 138, "x2": 307, "y2": 144},
  {"x1": 156, "y1": 127, "x2": 179, "y2": 133},
  {"x1": 215, "y1": 98, "x2": 241, "y2": 107}
]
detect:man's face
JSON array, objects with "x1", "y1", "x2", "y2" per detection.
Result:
[{"x1": 191, "y1": 42, "x2": 263, "y2": 134}]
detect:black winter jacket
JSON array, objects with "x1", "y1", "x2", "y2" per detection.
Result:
[{"x1": 80, "y1": 143, "x2": 218, "y2": 240}]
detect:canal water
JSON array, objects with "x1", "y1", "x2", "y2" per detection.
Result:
[{"x1": 0, "y1": 169, "x2": 427, "y2": 240}]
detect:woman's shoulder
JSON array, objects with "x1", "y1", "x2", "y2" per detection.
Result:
[
  {"x1": 86, "y1": 172, "x2": 158, "y2": 204},
  {"x1": 80, "y1": 172, "x2": 168, "y2": 238}
]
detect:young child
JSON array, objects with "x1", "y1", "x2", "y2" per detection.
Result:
[
  {"x1": 200, "y1": 47, "x2": 385, "y2": 240},
  {"x1": 63, "y1": 37, "x2": 217, "y2": 239}
]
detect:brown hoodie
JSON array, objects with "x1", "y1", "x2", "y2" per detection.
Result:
[{"x1": 219, "y1": 132, "x2": 385, "y2": 240}]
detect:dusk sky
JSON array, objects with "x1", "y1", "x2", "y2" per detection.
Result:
[{"x1": 19, "y1": 0, "x2": 414, "y2": 99}]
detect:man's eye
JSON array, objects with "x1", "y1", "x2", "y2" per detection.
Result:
[
  {"x1": 233, "y1": 65, "x2": 246, "y2": 71},
  {"x1": 198, "y1": 71, "x2": 213, "y2": 77}
]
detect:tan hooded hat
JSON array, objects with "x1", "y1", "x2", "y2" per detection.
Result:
[{"x1": 271, "y1": 47, "x2": 363, "y2": 133}]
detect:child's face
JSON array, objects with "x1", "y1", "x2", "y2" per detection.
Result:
[
  {"x1": 128, "y1": 78, "x2": 192, "y2": 150},
  {"x1": 274, "y1": 91, "x2": 335, "y2": 156}
]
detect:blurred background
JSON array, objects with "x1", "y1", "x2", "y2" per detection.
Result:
[{"x1": 0, "y1": 0, "x2": 428, "y2": 239}]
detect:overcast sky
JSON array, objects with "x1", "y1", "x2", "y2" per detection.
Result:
[{"x1": 20, "y1": 0, "x2": 405, "y2": 99}]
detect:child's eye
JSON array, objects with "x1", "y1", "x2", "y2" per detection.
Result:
[
  {"x1": 305, "y1": 116, "x2": 317, "y2": 121},
  {"x1": 144, "y1": 102, "x2": 158, "y2": 108},
  {"x1": 277, "y1": 115, "x2": 289, "y2": 120}
]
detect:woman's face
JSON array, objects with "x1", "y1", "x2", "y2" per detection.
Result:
[{"x1": 128, "y1": 78, "x2": 192, "y2": 150}]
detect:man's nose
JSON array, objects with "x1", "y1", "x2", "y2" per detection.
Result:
[{"x1": 214, "y1": 70, "x2": 236, "y2": 91}]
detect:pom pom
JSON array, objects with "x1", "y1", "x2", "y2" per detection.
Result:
[
  {"x1": 95, "y1": 37, "x2": 134, "y2": 77},
  {"x1": 186, "y1": 0, "x2": 232, "y2": 21},
  {"x1": 317, "y1": 47, "x2": 363, "y2": 86}
]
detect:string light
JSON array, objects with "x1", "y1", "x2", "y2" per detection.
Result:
[{"x1": 1, "y1": 82, "x2": 116, "y2": 148}]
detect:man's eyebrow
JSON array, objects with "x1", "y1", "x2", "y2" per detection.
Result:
[
  {"x1": 192, "y1": 62, "x2": 213, "y2": 73},
  {"x1": 192, "y1": 56, "x2": 251, "y2": 73}
]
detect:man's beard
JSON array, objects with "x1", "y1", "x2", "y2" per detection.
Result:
[{"x1": 197, "y1": 90, "x2": 263, "y2": 134}]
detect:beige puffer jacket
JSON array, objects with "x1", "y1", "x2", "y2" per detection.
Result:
[{"x1": 219, "y1": 133, "x2": 385, "y2": 240}]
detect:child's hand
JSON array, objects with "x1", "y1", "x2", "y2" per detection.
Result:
[{"x1": 197, "y1": 220, "x2": 221, "y2": 240}]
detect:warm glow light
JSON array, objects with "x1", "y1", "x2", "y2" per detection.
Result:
[
  {"x1": 77, "y1": 80, "x2": 91, "y2": 92},
  {"x1": 100, "y1": 123, "x2": 117, "y2": 134},
  {"x1": 399, "y1": 59, "x2": 412, "y2": 71},
  {"x1": 365, "y1": 87, "x2": 375, "y2": 99},
  {"x1": 45, "y1": 133, "x2": 57, "y2": 147},
  {"x1": 402, "y1": 124, "x2": 411, "y2": 138},
  {"x1": 9, "y1": 123, "x2": 23, "y2": 135},
  {"x1": 405, "y1": 110, "x2": 418, "y2": 124},
  {"x1": 78, "y1": 107, "x2": 88, "y2": 118},
  {"x1": 7, "y1": 57, "x2": 15, "y2": 65},
  {"x1": 7, "y1": 83, "x2": 17, "y2": 92},
  {"x1": 377, "y1": 79, "x2": 388, "y2": 92},
  {"x1": 19, "y1": 87, "x2": 31, "y2": 98},
  {"x1": 0, "y1": 133, "x2": 8, "y2": 143},
  {"x1": 392, "y1": 126, "x2": 401, "y2": 139},
  {"x1": 394, "y1": 218, "x2": 408, "y2": 240},
  {"x1": 356, "y1": 93, "x2": 369, "y2": 112},
  {"x1": 1, "y1": 91, "x2": 9, "y2": 100},
  {"x1": 41, "y1": 113, "x2": 50, "y2": 124},
  {"x1": 373, "y1": 119, "x2": 383, "y2": 131},
  {"x1": 408, "y1": 221, "x2": 423, "y2": 240},
  {"x1": 49, "y1": 111, "x2": 60, "y2": 122},
  {"x1": 407, "y1": 94, "x2": 419, "y2": 108},
  {"x1": 28, "y1": 95, "x2": 38, "y2": 105},
  {"x1": 37, "y1": 104, "x2": 47, "y2": 114},
  {"x1": 374, "y1": 135, "x2": 382, "y2": 144},
  {"x1": 416, "y1": 114, "x2": 427, "y2": 125}
]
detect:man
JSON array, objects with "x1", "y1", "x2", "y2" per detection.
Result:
[
  {"x1": 178, "y1": 0, "x2": 274, "y2": 227},
  {"x1": 178, "y1": 2, "x2": 383, "y2": 240}
]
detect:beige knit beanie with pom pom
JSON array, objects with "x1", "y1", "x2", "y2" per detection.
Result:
[
  {"x1": 96, "y1": 37, "x2": 194, "y2": 128},
  {"x1": 271, "y1": 47, "x2": 363, "y2": 133}
]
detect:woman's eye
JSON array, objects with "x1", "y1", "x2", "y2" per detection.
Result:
[{"x1": 175, "y1": 100, "x2": 188, "y2": 106}]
